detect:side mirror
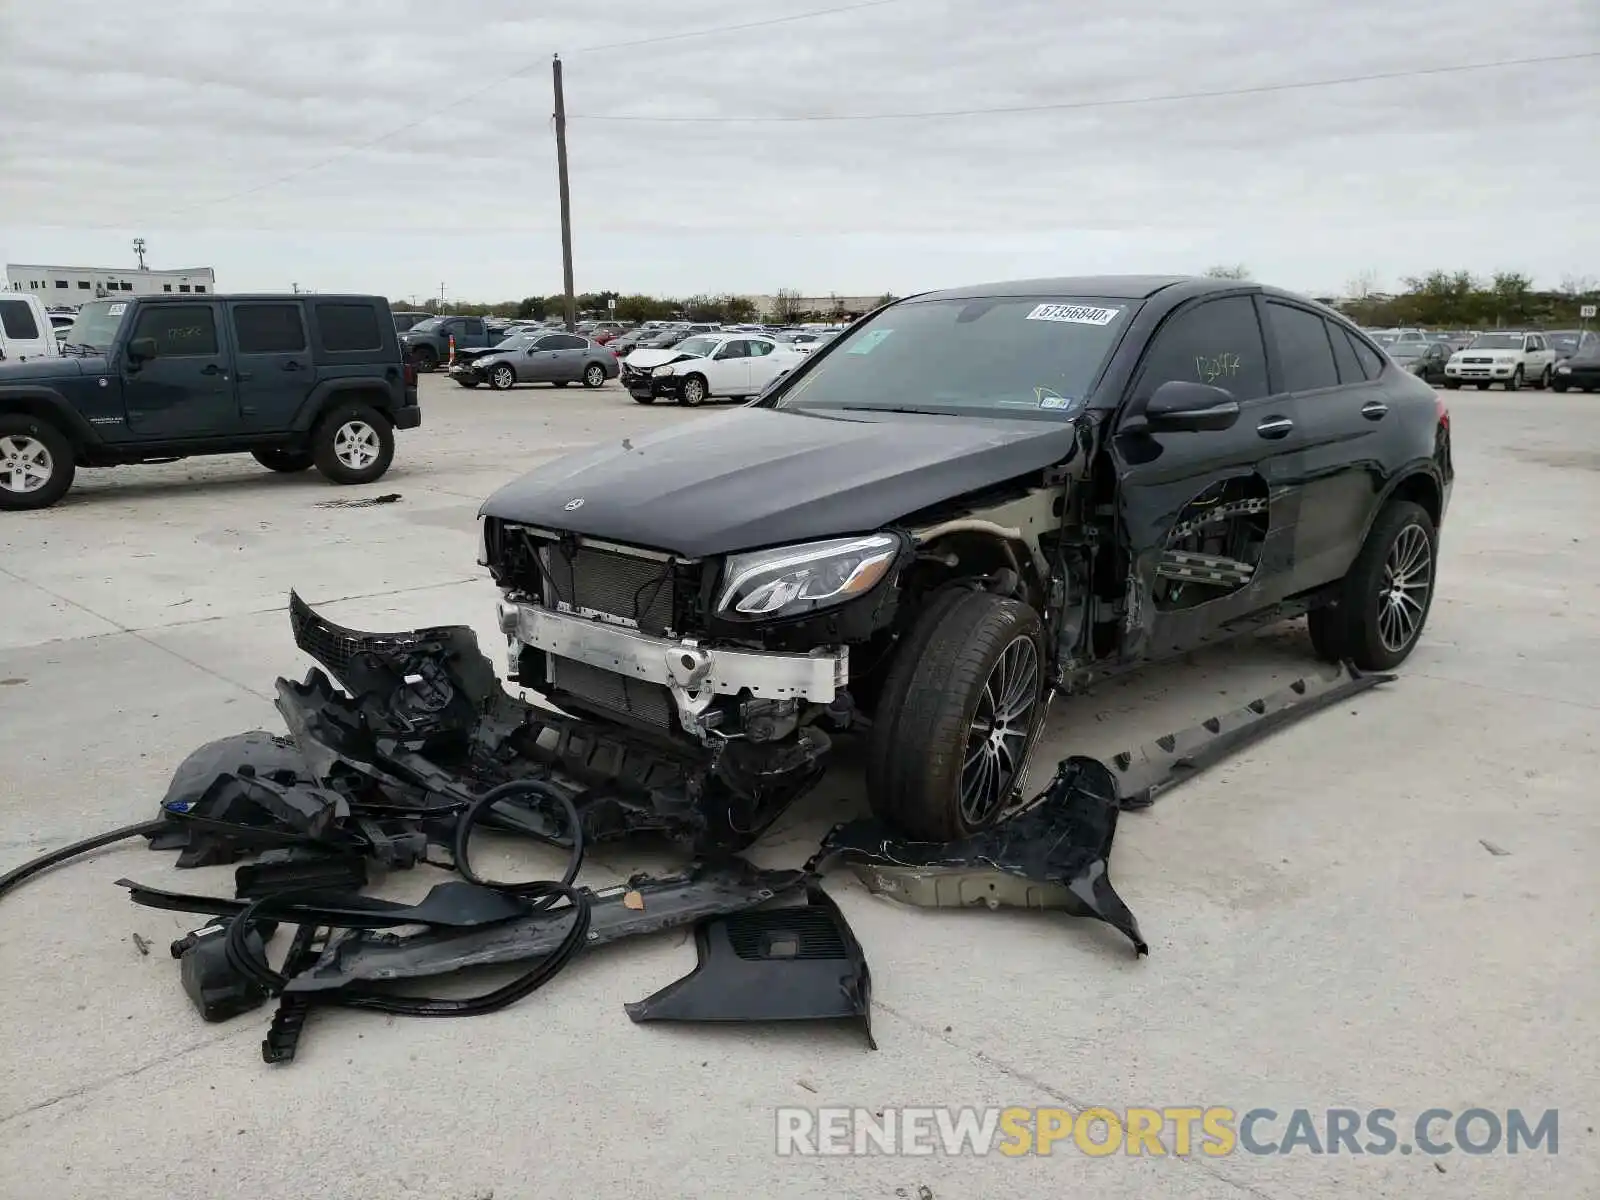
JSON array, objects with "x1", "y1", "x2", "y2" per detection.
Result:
[
  {"x1": 126, "y1": 336, "x2": 158, "y2": 362},
  {"x1": 1139, "y1": 380, "x2": 1241, "y2": 433}
]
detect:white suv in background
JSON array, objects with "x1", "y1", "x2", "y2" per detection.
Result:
[{"x1": 1443, "y1": 331, "x2": 1557, "y2": 391}]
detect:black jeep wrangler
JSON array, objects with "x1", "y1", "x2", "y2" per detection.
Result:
[
  {"x1": 478, "y1": 276, "x2": 1453, "y2": 841},
  {"x1": 0, "y1": 294, "x2": 420, "y2": 510}
]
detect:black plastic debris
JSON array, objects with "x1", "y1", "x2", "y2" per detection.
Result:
[
  {"x1": 175, "y1": 918, "x2": 276, "y2": 1022},
  {"x1": 813, "y1": 756, "x2": 1147, "y2": 956},
  {"x1": 625, "y1": 885, "x2": 876, "y2": 1049},
  {"x1": 313, "y1": 493, "x2": 402, "y2": 509},
  {"x1": 234, "y1": 849, "x2": 368, "y2": 900},
  {"x1": 1108, "y1": 663, "x2": 1394, "y2": 810},
  {"x1": 285, "y1": 858, "x2": 809, "y2": 992}
]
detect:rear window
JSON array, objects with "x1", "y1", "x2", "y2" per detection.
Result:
[
  {"x1": 0, "y1": 299, "x2": 41, "y2": 340},
  {"x1": 315, "y1": 302, "x2": 383, "y2": 352},
  {"x1": 776, "y1": 296, "x2": 1132, "y2": 419}
]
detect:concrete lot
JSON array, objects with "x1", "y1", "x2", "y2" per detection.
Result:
[{"x1": 1, "y1": 375, "x2": 1596, "y2": 1200}]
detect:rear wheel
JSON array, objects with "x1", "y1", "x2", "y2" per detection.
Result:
[
  {"x1": 312, "y1": 404, "x2": 395, "y2": 485},
  {"x1": 866, "y1": 589, "x2": 1049, "y2": 841},
  {"x1": 0, "y1": 415, "x2": 74, "y2": 510},
  {"x1": 583, "y1": 363, "x2": 606, "y2": 388},
  {"x1": 1306, "y1": 500, "x2": 1437, "y2": 671},
  {"x1": 251, "y1": 448, "x2": 313, "y2": 473}
]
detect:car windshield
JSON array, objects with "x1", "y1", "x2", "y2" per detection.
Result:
[
  {"x1": 494, "y1": 333, "x2": 538, "y2": 350},
  {"x1": 1547, "y1": 333, "x2": 1582, "y2": 355},
  {"x1": 408, "y1": 317, "x2": 445, "y2": 334},
  {"x1": 1570, "y1": 342, "x2": 1600, "y2": 362},
  {"x1": 772, "y1": 295, "x2": 1132, "y2": 419},
  {"x1": 62, "y1": 300, "x2": 128, "y2": 351},
  {"x1": 1467, "y1": 333, "x2": 1523, "y2": 350},
  {"x1": 674, "y1": 336, "x2": 719, "y2": 357}
]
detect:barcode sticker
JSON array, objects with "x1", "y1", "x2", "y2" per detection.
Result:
[{"x1": 1025, "y1": 304, "x2": 1121, "y2": 326}]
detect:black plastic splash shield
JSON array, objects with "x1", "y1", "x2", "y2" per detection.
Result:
[
  {"x1": 1108, "y1": 662, "x2": 1395, "y2": 810},
  {"x1": 119, "y1": 877, "x2": 532, "y2": 929},
  {"x1": 813, "y1": 756, "x2": 1147, "y2": 956},
  {"x1": 624, "y1": 885, "x2": 876, "y2": 1049},
  {"x1": 285, "y1": 858, "x2": 809, "y2": 993}
]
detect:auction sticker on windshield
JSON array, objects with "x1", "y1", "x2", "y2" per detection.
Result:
[
  {"x1": 1026, "y1": 304, "x2": 1122, "y2": 325},
  {"x1": 107, "y1": 303, "x2": 127, "y2": 315}
]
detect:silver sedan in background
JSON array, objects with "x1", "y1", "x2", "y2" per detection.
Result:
[{"x1": 449, "y1": 331, "x2": 620, "y2": 391}]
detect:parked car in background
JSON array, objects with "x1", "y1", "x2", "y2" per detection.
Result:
[
  {"x1": 479, "y1": 275, "x2": 1452, "y2": 841},
  {"x1": 1545, "y1": 329, "x2": 1598, "y2": 360},
  {"x1": 0, "y1": 293, "x2": 420, "y2": 510},
  {"x1": 1552, "y1": 340, "x2": 1600, "y2": 393},
  {"x1": 1443, "y1": 331, "x2": 1557, "y2": 390},
  {"x1": 399, "y1": 314, "x2": 499, "y2": 371},
  {"x1": 604, "y1": 329, "x2": 653, "y2": 356},
  {"x1": 0, "y1": 294, "x2": 60, "y2": 363},
  {"x1": 623, "y1": 332, "x2": 803, "y2": 406},
  {"x1": 391, "y1": 311, "x2": 431, "y2": 332},
  {"x1": 1387, "y1": 339, "x2": 1452, "y2": 385},
  {"x1": 448, "y1": 330, "x2": 618, "y2": 391}
]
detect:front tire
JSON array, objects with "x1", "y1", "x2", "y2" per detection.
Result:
[
  {"x1": 866, "y1": 589, "x2": 1048, "y2": 841},
  {"x1": 412, "y1": 347, "x2": 438, "y2": 372},
  {"x1": 1442, "y1": 378, "x2": 1461, "y2": 390},
  {"x1": 583, "y1": 363, "x2": 606, "y2": 388},
  {"x1": 0, "y1": 414, "x2": 74, "y2": 510},
  {"x1": 1532, "y1": 366, "x2": 1551, "y2": 391},
  {"x1": 679, "y1": 374, "x2": 707, "y2": 406},
  {"x1": 489, "y1": 364, "x2": 516, "y2": 391},
  {"x1": 1505, "y1": 367, "x2": 1523, "y2": 391},
  {"x1": 252, "y1": 448, "x2": 314, "y2": 473},
  {"x1": 1306, "y1": 500, "x2": 1437, "y2": 671},
  {"x1": 312, "y1": 404, "x2": 395, "y2": 485}
]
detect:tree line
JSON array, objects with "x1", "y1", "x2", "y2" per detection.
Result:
[
  {"x1": 401, "y1": 270, "x2": 1598, "y2": 330},
  {"x1": 397, "y1": 288, "x2": 897, "y2": 324}
]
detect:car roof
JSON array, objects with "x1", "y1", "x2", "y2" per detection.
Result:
[{"x1": 913, "y1": 275, "x2": 1194, "y2": 302}]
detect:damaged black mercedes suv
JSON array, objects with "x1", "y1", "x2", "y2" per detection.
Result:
[{"x1": 478, "y1": 276, "x2": 1452, "y2": 842}]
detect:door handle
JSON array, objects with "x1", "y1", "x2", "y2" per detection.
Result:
[
  {"x1": 200, "y1": 363, "x2": 222, "y2": 375},
  {"x1": 1360, "y1": 400, "x2": 1388, "y2": 420},
  {"x1": 1256, "y1": 416, "x2": 1294, "y2": 439},
  {"x1": 283, "y1": 360, "x2": 303, "y2": 372}
]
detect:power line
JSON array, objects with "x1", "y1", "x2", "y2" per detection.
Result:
[
  {"x1": 155, "y1": 0, "x2": 913, "y2": 220},
  {"x1": 569, "y1": 50, "x2": 1600, "y2": 124}
]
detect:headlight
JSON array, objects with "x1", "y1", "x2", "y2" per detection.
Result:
[
  {"x1": 717, "y1": 534, "x2": 900, "y2": 619},
  {"x1": 652, "y1": 364, "x2": 676, "y2": 377},
  {"x1": 1557, "y1": 364, "x2": 1572, "y2": 374}
]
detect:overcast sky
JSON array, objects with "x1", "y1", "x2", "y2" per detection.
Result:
[{"x1": 2, "y1": 0, "x2": 1596, "y2": 302}]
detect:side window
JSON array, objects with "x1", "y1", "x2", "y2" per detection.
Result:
[
  {"x1": 1134, "y1": 296, "x2": 1269, "y2": 402},
  {"x1": 1326, "y1": 320, "x2": 1365, "y2": 384},
  {"x1": 553, "y1": 334, "x2": 587, "y2": 350},
  {"x1": 463, "y1": 318, "x2": 485, "y2": 337},
  {"x1": 233, "y1": 303, "x2": 306, "y2": 354},
  {"x1": 132, "y1": 304, "x2": 219, "y2": 356},
  {"x1": 749, "y1": 340, "x2": 774, "y2": 357},
  {"x1": 1265, "y1": 302, "x2": 1339, "y2": 392},
  {"x1": 0, "y1": 299, "x2": 41, "y2": 340},
  {"x1": 717, "y1": 340, "x2": 750, "y2": 359},
  {"x1": 1345, "y1": 329, "x2": 1386, "y2": 380},
  {"x1": 315, "y1": 302, "x2": 383, "y2": 352}
]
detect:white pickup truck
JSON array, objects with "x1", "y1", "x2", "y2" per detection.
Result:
[{"x1": 1443, "y1": 331, "x2": 1558, "y2": 391}]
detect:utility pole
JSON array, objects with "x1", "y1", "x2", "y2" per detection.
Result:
[
  {"x1": 132, "y1": 237, "x2": 147, "y2": 270},
  {"x1": 552, "y1": 54, "x2": 577, "y2": 333},
  {"x1": 439, "y1": 282, "x2": 447, "y2": 312}
]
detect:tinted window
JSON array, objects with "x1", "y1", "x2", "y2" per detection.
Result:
[
  {"x1": 1327, "y1": 321, "x2": 1365, "y2": 383},
  {"x1": 0, "y1": 299, "x2": 41, "y2": 340},
  {"x1": 1346, "y1": 329, "x2": 1386, "y2": 379},
  {"x1": 233, "y1": 303, "x2": 306, "y2": 354},
  {"x1": 717, "y1": 340, "x2": 750, "y2": 359},
  {"x1": 1134, "y1": 296, "x2": 1269, "y2": 402},
  {"x1": 778, "y1": 295, "x2": 1132, "y2": 419},
  {"x1": 551, "y1": 334, "x2": 587, "y2": 351},
  {"x1": 316, "y1": 302, "x2": 383, "y2": 352},
  {"x1": 1266, "y1": 302, "x2": 1339, "y2": 391},
  {"x1": 132, "y1": 304, "x2": 218, "y2": 356},
  {"x1": 462, "y1": 318, "x2": 485, "y2": 336},
  {"x1": 749, "y1": 339, "x2": 774, "y2": 357}
]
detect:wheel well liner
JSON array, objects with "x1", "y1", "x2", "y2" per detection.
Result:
[
  {"x1": 297, "y1": 383, "x2": 397, "y2": 432},
  {"x1": 1384, "y1": 470, "x2": 1443, "y2": 530},
  {"x1": 0, "y1": 390, "x2": 101, "y2": 451}
]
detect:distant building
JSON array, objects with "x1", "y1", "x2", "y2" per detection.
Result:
[
  {"x1": 743, "y1": 294, "x2": 886, "y2": 321},
  {"x1": 5, "y1": 263, "x2": 217, "y2": 309}
]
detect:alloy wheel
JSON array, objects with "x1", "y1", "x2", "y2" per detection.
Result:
[
  {"x1": 493, "y1": 366, "x2": 515, "y2": 390},
  {"x1": 1377, "y1": 523, "x2": 1432, "y2": 654},
  {"x1": 0, "y1": 435, "x2": 54, "y2": 494},
  {"x1": 682, "y1": 378, "x2": 706, "y2": 405},
  {"x1": 584, "y1": 364, "x2": 605, "y2": 387},
  {"x1": 333, "y1": 421, "x2": 380, "y2": 471},
  {"x1": 959, "y1": 634, "x2": 1041, "y2": 826}
]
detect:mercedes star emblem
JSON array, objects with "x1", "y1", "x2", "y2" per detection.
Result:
[{"x1": 565, "y1": 497, "x2": 585, "y2": 511}]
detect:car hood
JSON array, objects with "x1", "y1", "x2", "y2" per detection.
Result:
[
  {"x1": 0, "y1": 354, "x2": 93, "y2": 381},
  {"x1": 623, "y1": 348, "x2": 694, "y2": 369},
  {"x1": 479, "y1": 406, "x2": 1082, "y2": 557}
]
